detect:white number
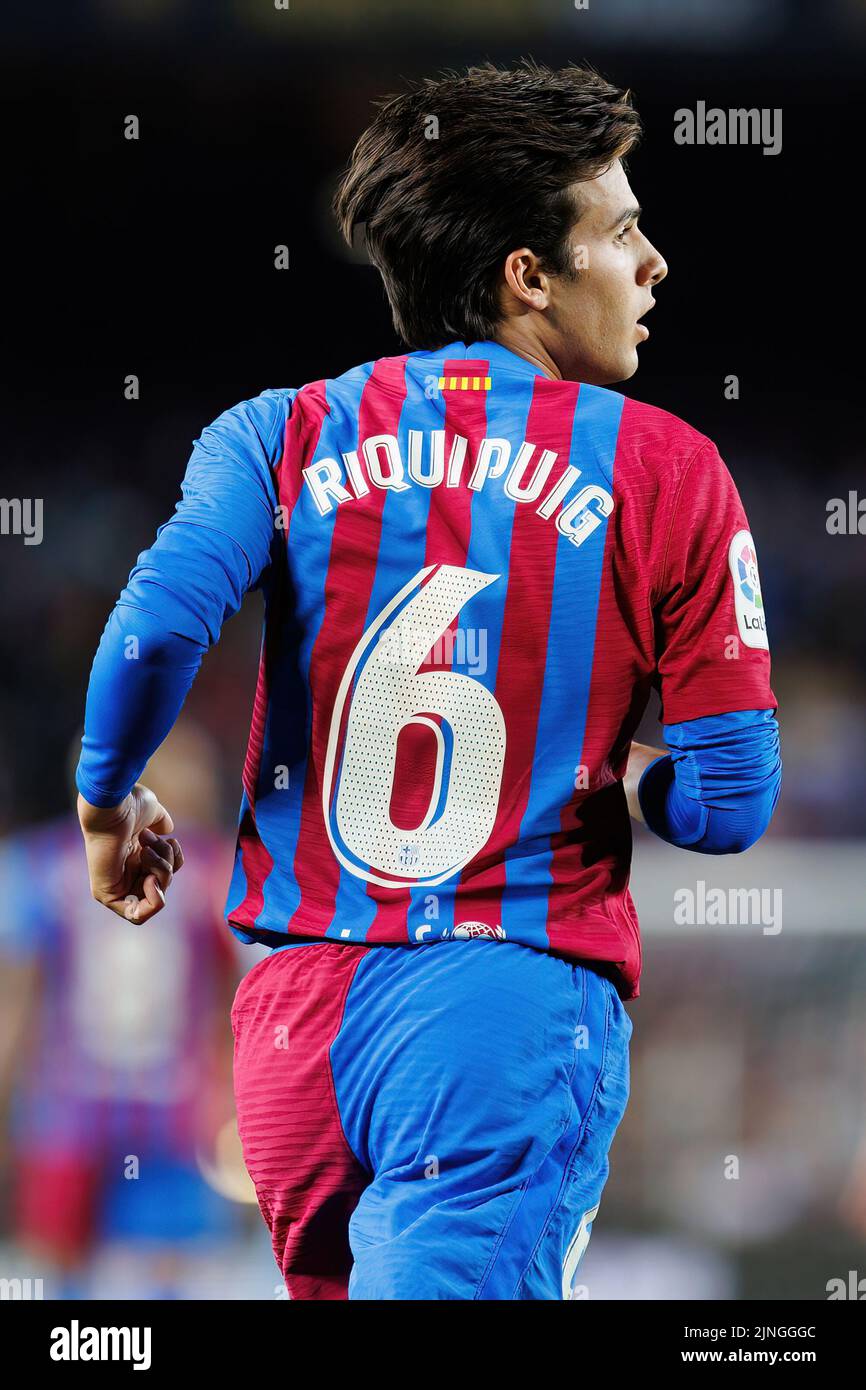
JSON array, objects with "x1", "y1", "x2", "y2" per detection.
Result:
[{"x1": 322, "y1": 565, "x2": 506, "y2": 887}]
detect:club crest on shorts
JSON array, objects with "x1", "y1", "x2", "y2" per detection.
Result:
[{"x1": 728, "y1": 529, "x2": 769, "y2": 650}]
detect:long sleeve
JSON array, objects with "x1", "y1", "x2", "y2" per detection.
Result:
[{"x1": 75, "y1": 388, "x2": 295, "y2": 807}]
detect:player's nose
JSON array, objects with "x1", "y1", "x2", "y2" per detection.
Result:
[{"x1": 643, "y1": 239, "x2": 668, "y2": 286}]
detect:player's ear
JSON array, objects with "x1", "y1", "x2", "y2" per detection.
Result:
[{"x1": 502, "y1": 248, "x2": 551, "y2": 311}]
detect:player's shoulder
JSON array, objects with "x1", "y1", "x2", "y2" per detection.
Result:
[
  {"x1": 201, "y1": 386, "x2": 296, "y2": 439},
  {"x1": 615, "y1": 393, "x2": 720, "y2": 485},
  {"x1": 201, "y1": 367, "x2": 379, "y2": 468},
  {"x1": 319, "y1": 353, "x2": 403, "y2": 400},
  {"x1": 283, "y1": 353, "x2": 409, "y2": 431},
  {"x1": 193, "y1": 388, "x2": 301, "y2": 475},
  {"x1": 231, "y1": 386, "x2": 299, "y2": 436}
]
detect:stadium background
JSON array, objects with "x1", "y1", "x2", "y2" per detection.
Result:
[{"x1": 1, "y1": 0, "x2": 864, "y2": 1299}]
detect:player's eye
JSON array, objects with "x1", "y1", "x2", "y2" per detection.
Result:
[{"x1": 615, "y1": 223, "x2": 636, "y2": 243}]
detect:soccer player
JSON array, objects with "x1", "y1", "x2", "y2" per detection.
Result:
[
  {"x1": 76, "y1": 61, "x2": 781, "y2": 1300},
  {"x1": 0, "y1": 725, "x2": 240, "y2": 1298}
]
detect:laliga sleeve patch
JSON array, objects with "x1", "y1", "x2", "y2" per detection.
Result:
[{"x1": 728, "y1": 529, "x2": 769, "y2": 649}]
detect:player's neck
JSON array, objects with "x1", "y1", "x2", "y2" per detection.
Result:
[{"x1": 489, "y1": 328, "x2": 563, "y2": 382}]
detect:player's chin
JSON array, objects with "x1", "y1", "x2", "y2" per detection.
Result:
[{"x1": 599, "y1": 347, "x2": 640, "y2": 386}]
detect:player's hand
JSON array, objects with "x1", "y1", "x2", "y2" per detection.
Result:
[{"x1": 77, "y1": 783, "x2": 184, "y2": 924}]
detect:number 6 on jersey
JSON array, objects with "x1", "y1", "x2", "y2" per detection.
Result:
[{"x1": 322, "y1": 564, "x2": 507, "y2": 888}]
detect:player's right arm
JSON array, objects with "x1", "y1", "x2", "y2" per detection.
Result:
[
  {"x1": 76, "y1": 389, "x2": 294, "y2": 920},
  {"x1": 630, "y1": 439, "x2": 781, "y2": 854}
]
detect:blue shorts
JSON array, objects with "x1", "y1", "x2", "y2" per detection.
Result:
[{"x1": 232, "y1": 939, "x2": 632, "y2": 1300}]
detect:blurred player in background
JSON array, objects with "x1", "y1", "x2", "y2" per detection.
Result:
[
  {"x1": 0, "y1": 721, "x2": 244, "y2": 1298},
  {"x1": 74, "y1": 62, "x2": 781, "y2": 1299}
]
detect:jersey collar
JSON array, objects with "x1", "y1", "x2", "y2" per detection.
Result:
[{"x1": 437, "y1": 339, "x2": 554, "y2": 381}]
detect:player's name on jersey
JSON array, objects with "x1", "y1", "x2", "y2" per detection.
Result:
[{"x1": 295, "y1": 431, "x2": 614, "y2": 549}]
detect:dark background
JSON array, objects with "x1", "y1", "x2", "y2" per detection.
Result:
[{"x1": 2, "y1": 0, "x2": 865, "y2": 1300}]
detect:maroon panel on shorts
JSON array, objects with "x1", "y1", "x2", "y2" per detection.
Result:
[{"x1": 231, "y1": 943, "x2": 370, "y2": 1300}]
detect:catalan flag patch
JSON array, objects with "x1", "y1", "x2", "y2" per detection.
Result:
[{"x1": 438, "y1": 360, "x2": 492, "y2": 391}]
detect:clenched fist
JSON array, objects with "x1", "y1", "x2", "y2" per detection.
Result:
[{"x1": 77, "y1": 783, "x2": 184, "y2": 924}]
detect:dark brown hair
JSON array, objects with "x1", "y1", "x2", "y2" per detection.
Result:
[{"x1": 334, "y1": 59, "x2": 641, "y2": 349}]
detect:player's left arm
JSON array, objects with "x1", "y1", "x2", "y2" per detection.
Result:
[
  {"x1": 77, "y1": 390, "x2": 293, "y2": 921},
  {"x1": 625, "y1": 710, "x2": 781, "y2": 853},
  {"x1": 627, "y1": 439, "x2": 781, "y2": 853},
  {"x1": 624, "y1": 741, "x2": 667, "y2": 822}
]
